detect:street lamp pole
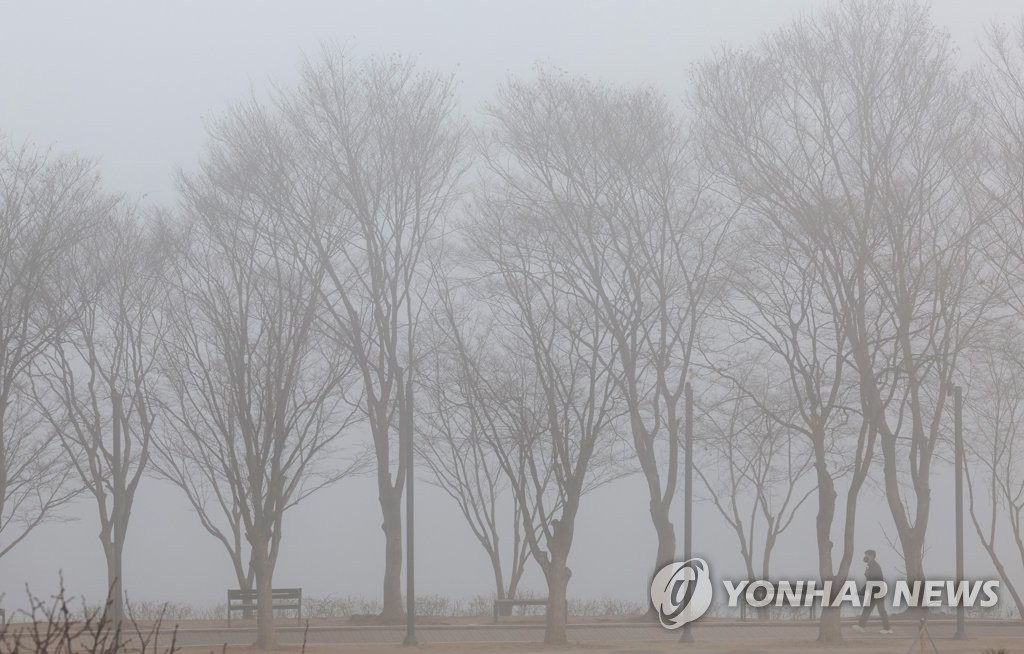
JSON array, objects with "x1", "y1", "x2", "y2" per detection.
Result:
[
  {"x1": 680, "y1": 382, "x2": 694, "y2": 644},
  {"x1": 402, "y1": 370, "x2": 418, "y2": 646},
  {"x1": 953, "y1": 385, "x2": 966, "y2": 640}
]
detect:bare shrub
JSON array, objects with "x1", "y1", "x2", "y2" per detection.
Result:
[{"x1": 0, "y1": 581, "x2": 178, "y2": 654}]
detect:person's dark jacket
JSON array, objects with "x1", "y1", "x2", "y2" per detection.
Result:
[{"x1": 865, "y1": 560, "x2": 884, "y2": 582}]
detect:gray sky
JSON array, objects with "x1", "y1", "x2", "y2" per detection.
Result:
[{"x1": 0, "y1": 0, "x2": 1021, "y2": 614}]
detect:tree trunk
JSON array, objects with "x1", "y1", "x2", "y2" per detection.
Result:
[
  {"x1": 814, "y1": 461, "x2": 841, "y2": 644},
  {"x1": 758, "y1": 533, "x2": 777, "y2": 620},
  {"x1": 103, "y1": 539, "x2": 125, "y2": 630},
  {"x1": 253, "y1": 543, "x2": 276, "y2": 649},
  {"x1": 106, "y1": 391, "x2": 127, "y2": 631},
  {"x1": 898, "y1": 531, "x2": 930, "y2": 616},
  {"x1": 646, "y1": 504, "x2": 676, "y2": 618},
  {"x1": 901, "y1": 530, "x2": 926, "y2": 586},
  {"x1": 240, "y1": 554, "x2": 256, "y2": 620},
  {"x1": 380, "y1": 487, "x2": 404, "y2": 622},
  {"x1": 490, "y1": 555, "x2": 515, "y2": 616},
  {"x1": 977, "y1": 539, "x2": 1024, "y2": 619},
  {"x1": 543, "y1": 557, "x2": 571, "y2": 645},
  {"x1": 996, "y1": 553, "x2": 1024, "y2": 619},
  {"x1": 817, "y1": 605, "x2": 842, "y2": 643},
  {"x1": 880, "y1": 426, "x2": 929, "y2": 597},
  {"x1": 652, "y1": 504, "x2": 676, "y2": 575},
  {"x1": 502, "y1": 548, "x2": 530, "y2": 618}
]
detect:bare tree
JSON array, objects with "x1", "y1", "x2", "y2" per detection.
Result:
[
  {"x1": 277, "y1": 50, "x2": 466, "y2": 621},
  {"x1": 158, "y1": 116, "x2": 361, "y2": 646},
  {"x1": 964, "y1": 331, "x2": 1024, "y2": 618},
  {"x1": 33, "y1": 211, "x2": 165, "y2": 628},
  {"x1": 979, "y1": 17, "x2": 1024, "y2": 258},
  {"x1": 702, "y1": 211, "x2": 872, "y2": 641},
  {"x1": 450, "y1": 268, "x2": 621, "y2": 645},
  {"x1": 464, "y1": 76, "x2": 635, "y2": 641},
  {"x1": 696, "y1": 377, "x2": 815, "y2": 617},
  {"x1": 475, "y1": 70, "x2": 729, "y2": 593},
  {"x1": 0, "y1": 138, "x2": 108, "y2": 559},
  {"x1": 693, "y1": 1, "x2": 986, "y2": 627},
  {"x1": 416, "y1": 286, "x2": 533, "y2": 612},
  {"x1": 967, "y1": 15, "x2": 1024, "y2": 621}
]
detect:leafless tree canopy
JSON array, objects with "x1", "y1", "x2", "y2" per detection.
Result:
[
  {"x1": 278, "y1": 51, "x2": 467, "y2": 622},
  {"x1": 416, "y1": 287, "x2": 535, "y2": 613},
  {"x1": 692, "y1": 0, "x2": 995, "y2": 640},
  {"x1": 34, "y1": 211, "x2": 167, "y2": 627},
  {"x1": 0, "y1": 138, "x2": 111, "y2": 559},
  {"x1": 13, "y1": 1, "x2": 1024, "y2": 648},
  {"x1": 158, "y1": 106, "x2": 363, "y2": 646}
]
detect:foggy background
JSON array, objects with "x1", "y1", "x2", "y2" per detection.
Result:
[{"x1": 0, "y1": 0, "x2": 1019, "y2": 614}]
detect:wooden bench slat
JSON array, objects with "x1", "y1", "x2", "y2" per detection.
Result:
[
  {"x1": 226, "y1": 588, "x2": 302, "y2": 626},
  {"x1": 492, "y1": 597, "x2": 569, "y2": 624},
  {"x1": 492, "y1": 598, "x2": 560, "y2": 623}
]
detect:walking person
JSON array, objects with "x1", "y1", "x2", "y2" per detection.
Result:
[{"x1": 852, "y1": 549, "x2": 894, "y2": 634}]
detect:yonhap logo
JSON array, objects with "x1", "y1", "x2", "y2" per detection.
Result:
[
  {"x1": 650, "y1": 557, "x2": 1001, "y2": 631},
  {"x1": 650, "y1": 558, "x2": 714, "y2": 629}
]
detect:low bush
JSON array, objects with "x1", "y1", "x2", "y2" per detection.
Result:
[{"x1": 0, "y1": 582, "x2": 178, "y2": 654}]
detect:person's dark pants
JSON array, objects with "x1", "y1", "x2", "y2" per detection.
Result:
[{"x1": 858, "y1": 594, "x2": 891, "y2": 629}]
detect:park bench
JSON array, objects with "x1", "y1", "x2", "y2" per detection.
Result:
[
  {"x1": 493, "y1": 598, "x2": 566, "y2": 623},
  {"x1": 227, "y1": 588, "x2": 302, "y2": 626}
]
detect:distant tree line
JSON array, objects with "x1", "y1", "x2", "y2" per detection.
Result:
[{"x1": 5, "y1": 0, "x2": 1024, "y2": 646}]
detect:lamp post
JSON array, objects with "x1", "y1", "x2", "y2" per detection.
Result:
[
  {"x1": 680, "y1": 382, "x2": 694, "y2": 644},
  {"x1": 953, "y1": 385, "x2": 966, "y2": 640},
  {"x1": 401, "y1": 369, "x2": 418, "y2": 646}
]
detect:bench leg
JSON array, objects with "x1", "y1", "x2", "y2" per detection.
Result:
[{"x1": 494, "y1": 603, "x2": 499, "y2": 624}]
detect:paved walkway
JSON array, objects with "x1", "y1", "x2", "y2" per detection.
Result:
[{"x1": 163, "y1": 619, "x2": 1024, "y2": 648}]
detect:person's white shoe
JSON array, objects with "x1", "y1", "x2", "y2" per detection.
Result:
[
  {"x1": 851, "y1": 625, "x2": 866, "y2": 633},
  {"x1": 880, "y1": 628, "x2": 895, "y2": 634}
]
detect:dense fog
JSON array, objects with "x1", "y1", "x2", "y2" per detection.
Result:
[{"x1": 2, "y1": 1, "x2": 1024, "y2": 648}]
